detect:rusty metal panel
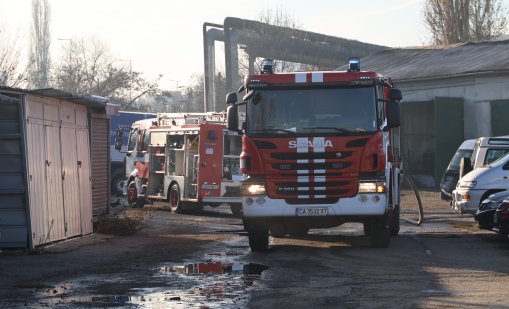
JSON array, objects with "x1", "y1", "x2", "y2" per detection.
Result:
[
  {"x1": 44, "y1": 122, "x2": 66, "y2": 242},
  {"x1": 76, "y1": 128, "x2": 93, "y2": 235},
  {"x1": 42, "y1": 98, "x2": 59, "y2": 124},
  {"x1": 60, "y1": 101, "x2": 76, "y2": 124},
  {"x1": 25, "y1": 119, "x2": 49, "y2": 246},
  {"x1": 76, "y1": 106, "x2": 88, "y2": 128},
  {"x1": 60, "y1": 124, "x2": 81, "y2": 238},
  {"x1": 90, "y1": 116, "x2": 109, "y2": 217},
  {"x1": 26, "y1": 96, "x2": 44, "y2": 120}
]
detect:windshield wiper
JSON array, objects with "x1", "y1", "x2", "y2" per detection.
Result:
[
  {"x1": 249, "y1": 129, "x2": 297, "y2": 135},
  {"x1": 303, "y1": 127, "x2": 368, "y2": 135}
]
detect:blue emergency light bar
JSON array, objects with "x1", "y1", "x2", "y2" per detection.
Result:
[
  {"x1": 261, "y1": 59, "x2": 273, "y2": 74},
  {"x1": 348, "y1": 57, "x2": 360, "y2": 72}
]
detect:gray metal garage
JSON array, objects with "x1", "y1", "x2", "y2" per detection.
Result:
[{"x1": 0, "y1": 88, "x2": 117, "y2": 249}]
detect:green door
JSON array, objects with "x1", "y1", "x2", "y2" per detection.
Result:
[
  {"x1": 491, "y1": 100, "x2": 509, "y2": 136},
  {"x1": 434, "y1": 97, "x2": 464, "y2": 186}
]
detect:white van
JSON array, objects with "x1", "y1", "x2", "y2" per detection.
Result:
[
  {"x1": 464, "y1": 136, "x2": 509, "y2": 174},
  {"x1": 440, "y1": 139, "x2": 476, "y2": 200},
  {"x1": 452, "y1": 152, "x2": 509, "y2": 214}
]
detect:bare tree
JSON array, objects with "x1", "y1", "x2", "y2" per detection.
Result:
[
  {"x1": 51, "y1": 37, "x2": 159, "y2": 110},
  {"x1": 182, "y1": 73, "x2": 207, "y2": 112},
  {"x1": 424, "y1": 0, "x2": 508, "y2": 45},
  {"x1": 30, "y1": 0, "x2": 51, "y2": 88},
  {"x1": 0, "y1": 21, "x2": 30, "y2": 88},
  {"x1": 238, "y1": 6, "x2": 305, "y2": 76}
]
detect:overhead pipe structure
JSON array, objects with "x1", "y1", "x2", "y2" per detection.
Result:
[
  {"x1": 203, "y1": 17, "x2": 388, "y2": 112},
  {"x1": 203, "y1": 22, "x2": 224, "y2": 113}
]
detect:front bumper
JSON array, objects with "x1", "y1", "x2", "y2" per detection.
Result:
[
  {"x1": 242, "y1": 193, "x2": 387, "y2": 218},
  {"x1": 452, "y1": 189, "x2": 485, "y2": 214}
]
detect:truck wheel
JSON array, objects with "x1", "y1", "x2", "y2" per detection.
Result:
[
  {"x1": 248, "y1": 229, "x2": 269, "y2": 252},
  {"x1": 370, "y1": 217, "x2": 390, "y2": 248},
  {"x1": 169, "y1": 183, "x2": 184, "y2": 213},
  {"x1": 111, "y1": 173, "x2": 126, "y2": 196},
  {"x1": 229, "y1": 203, "x2": 243, "y2": 217},
  {"x1": 363, "y1": 222, "x2": 373, "y2": 236},
  {"x1": 127, "y1": 181, "x2": 138, "y2": 208},
  {"x1": 390, "y1": 205, "x2": 400, "y2": 237}
]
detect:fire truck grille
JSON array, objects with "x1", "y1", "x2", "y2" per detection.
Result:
[
  {"x1": 272, "y1": 162, "x2": 351, "y2": 171},
  {"x1": 271, "y1": 152, "x2": 352, "y2": 160},
  {"x1": 264, "y1": 148, "x2": 361, "y2": 198},
  {"x1": 267, "y1": 177, "x2": 357, "y2": 199}
]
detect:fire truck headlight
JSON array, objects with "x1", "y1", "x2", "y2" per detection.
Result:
[
  {"x1": 359, "y1": 182, "x2": 386, "y2": 193},
  {"x1": 243, "y1": 184, "x2": 266, "y2": 196}
]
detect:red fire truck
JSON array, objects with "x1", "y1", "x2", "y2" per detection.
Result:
[
  {"x1": 116, "y1": 112, "x2": 243, "y2": 215},
  {"x1": 226, "y1": 58, "x2": 402, "y2": 251}
]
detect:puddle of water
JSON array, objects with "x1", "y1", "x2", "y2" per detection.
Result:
[
  {"x1": 161, "y1": 262, "x2": 268, "y2": 276},
  {"x1": 33, "y1": 262, "x2": 269, "y2": 308}
]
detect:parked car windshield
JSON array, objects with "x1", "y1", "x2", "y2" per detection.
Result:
[
  {"x1": 246, "y1": 86, "x2": 377, "y2": 136},
  {"x1": 484, "y1": 148, "x2": 509, "y2": 165},
  {"x1": 488, "y1": 152, "x2": 509, "y2": 168}
]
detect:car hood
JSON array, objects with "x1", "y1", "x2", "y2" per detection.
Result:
[{"x1": 459, "y1": 166, "x2": 509, "y2": 189}]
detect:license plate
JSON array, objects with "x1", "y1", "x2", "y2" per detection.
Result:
[{"x1": 296, "y1": 207, "x2": 329, "y2": 216}]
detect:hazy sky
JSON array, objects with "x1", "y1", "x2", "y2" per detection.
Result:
[{"x1": 1, "y1": 0, "x2": 508, "y2": 89}]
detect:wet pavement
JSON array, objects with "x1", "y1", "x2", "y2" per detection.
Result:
[{"x1": 2, "y1": 190, "x2": 509, "y2": 308}]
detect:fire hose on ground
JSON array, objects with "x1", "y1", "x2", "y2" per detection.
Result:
[{"x1": 400, "y1": 170, "x2": 424, "y2": 226}]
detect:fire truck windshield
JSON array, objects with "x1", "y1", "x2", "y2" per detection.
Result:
[{"x1": 246, "y1": 86, "x2": 377, "y2": 136}]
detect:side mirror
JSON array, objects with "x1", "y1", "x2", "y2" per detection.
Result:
[
  {"x1": 386, "y1": 100, "x2": 400, "y2": 128},
  {"x1": 389, "y1": 88, "x2": 402, "y2": 101},
  {"x1": 226, "y1": 92, "x2": 237, "y2": 105},
  {"x1": 227, "y1": 104, "x2": 239, "y2": 131}
]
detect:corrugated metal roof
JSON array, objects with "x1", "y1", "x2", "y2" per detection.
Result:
[
  {"x1": 0, "y1": 87, "x2": 114, "y2": 109},
  {"x1": 337, "y1": 39, "x2": 509, "y2": 82},
  {"x1": 0, "y1": 93, "x2": 20, "y2": 102}
]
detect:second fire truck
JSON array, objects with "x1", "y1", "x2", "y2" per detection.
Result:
[
  {"x1": 116, "y1": 112, "x2": 243, "y2": 215},
  {"x1": 227, "y1": 58, "x2": 402, "y2": 250}
]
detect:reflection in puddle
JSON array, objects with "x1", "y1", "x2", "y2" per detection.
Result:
[{"x1": 36, "y1": 262, "x2": 269, "y2": 308}]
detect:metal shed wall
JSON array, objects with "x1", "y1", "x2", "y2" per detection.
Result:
[
  {"x1": 90, "y1": 114, "x2": 110, "y2": 219},
  {"x1": 0, "y1": 95, "x2": 28, "y2": 248}
]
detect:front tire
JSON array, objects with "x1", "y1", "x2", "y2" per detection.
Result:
[
  {"x1": 111, "y1": 172, "x2": 126, "y2": 196},
  {"x1": 390, "y1": 205, "x2": 400, "y2": 237},
  {"x1": 370, "y1": 217, "x2": 391, "y2": 248},
  {"x1": 229, "y1": 203, "x2": 243, "y2": 216},
  {"x1": 169, "y1": 183, "x2": 184, "y2": 213},
  {"x1": 287, "y1": 225, "x2": 309, "y2": 237},
  {"x1": 127, "y1": 181, "x2": 139, "y2": 208},
  {"x1": 248, "y1": 229, "x2": 269, "y2": 252}
]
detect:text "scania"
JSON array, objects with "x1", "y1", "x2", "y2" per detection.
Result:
[{"x1": 288, "y1": 140, "x2": 333, "y2": 148}]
